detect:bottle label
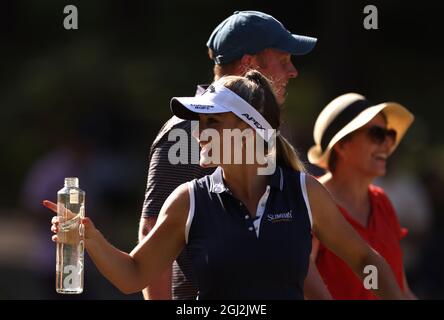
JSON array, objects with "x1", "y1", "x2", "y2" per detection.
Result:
[{"x1": 69, "y1": 189, "x2": 79, "y2": 204}]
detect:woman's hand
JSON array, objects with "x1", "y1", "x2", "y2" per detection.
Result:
[{"x1": 43, "y1": 200, "x2": 99, "y2": 244}]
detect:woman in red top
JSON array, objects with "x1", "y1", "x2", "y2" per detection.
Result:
[{"x1": 307, "y1": 93, "x2": 417, "y2": 299}]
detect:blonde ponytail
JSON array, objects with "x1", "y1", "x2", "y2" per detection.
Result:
[{"x1": 275, "y1": 135, "x2": 306, "y2": 173}]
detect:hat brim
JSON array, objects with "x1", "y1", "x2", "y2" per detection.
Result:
[
  {"x1": 308, "y1": 102, "x2": 414, "y2": 169},
  {"x1": 170, "y1": 96, "x2": 229, "y2": 121},
  {"x1": 276, "y1": 34, "x2": 317, "y2": 56}
]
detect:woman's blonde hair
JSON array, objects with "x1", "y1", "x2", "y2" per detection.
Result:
[{"x1": 216, "y1": 70, "x2": 306, "y2": 172}]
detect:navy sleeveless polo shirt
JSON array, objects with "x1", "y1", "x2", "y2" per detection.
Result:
[{"x1": 185, "y1": 166, "x2": 313, "y2": 300}]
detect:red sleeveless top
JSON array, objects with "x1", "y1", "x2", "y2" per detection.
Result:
[{"x1": 316, "y1": 185, "x2": 407, "y2": 299}]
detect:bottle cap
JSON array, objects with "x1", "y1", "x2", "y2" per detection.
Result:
[{"x1": 64, "y1": 177, "x2": 79, "y2": 188}]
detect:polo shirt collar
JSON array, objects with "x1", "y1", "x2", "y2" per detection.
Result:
[{"x1": 209, "y1": 166, "x2": 284, "y2": 193}]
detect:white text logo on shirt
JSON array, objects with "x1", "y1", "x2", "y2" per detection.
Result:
[{"x1": 267, "y1": 210, "x2": 293, "y2": 223}]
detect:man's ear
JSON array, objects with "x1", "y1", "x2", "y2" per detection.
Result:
[{"x1": 239, "y1": 54, "x2": 254, "y2": 74}]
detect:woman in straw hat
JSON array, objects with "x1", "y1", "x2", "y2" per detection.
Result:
[
  {"x1": 45, "y1": 72, "x2": 403, "y2": 299},
  {"x1": 307, "y1": 93, "x2": 417, "y2": 299}
]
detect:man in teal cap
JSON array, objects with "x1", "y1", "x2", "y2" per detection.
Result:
[{"x1": 207, "y1": 10, "x2": 316, "y2": 105}]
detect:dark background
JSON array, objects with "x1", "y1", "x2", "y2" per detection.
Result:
[{"x1": 1, "y1": 0, "x2": 443, "y2": 299}]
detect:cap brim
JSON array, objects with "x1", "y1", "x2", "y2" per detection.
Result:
[
  {"x1": 170, "y1": 96, "x2": 228, "y2": 120},
  {"x1": 277, "y1": 34, "x2": 317, "y2": 56}
]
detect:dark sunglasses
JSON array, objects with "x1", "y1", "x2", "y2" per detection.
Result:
[{"x1": 360, "y1": 126, "x2": 397, "y2": 144}]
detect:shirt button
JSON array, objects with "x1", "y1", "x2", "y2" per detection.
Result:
[
  {"x1": 248, "y1": 227, "x2": 254, "y2": 231},
  {"x1": 244, "y1": 215, "x2": 249, "y2": 220}
]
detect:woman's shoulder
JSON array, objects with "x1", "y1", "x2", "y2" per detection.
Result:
[
  {"x1": 369, "y1": 184, "x2": 391, "y2": 202},
  {"x1": 368, "y1": 184, "x2": 398, "y2": 217},
  {"x1": 299, "y1": 171, "x2": 329, "y2": 200},
  {"x1": 159, "y1": 183, "x2": 191, "y2": 222},
  {"x1": 369, "y1": 184, "x2": 406, "y2": 238}
]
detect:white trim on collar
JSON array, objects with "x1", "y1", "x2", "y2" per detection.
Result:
[{"x1": 300, "y1": 172, "x2": 313, "y2": 228}]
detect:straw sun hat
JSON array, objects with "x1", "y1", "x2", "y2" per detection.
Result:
[{"x1": 308, "y1": 93, "x2": 414, "y2": 169}]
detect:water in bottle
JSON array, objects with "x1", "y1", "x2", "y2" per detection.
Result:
[{"x1": 56, "y1": 177, "x2": 85, "y2": 294}]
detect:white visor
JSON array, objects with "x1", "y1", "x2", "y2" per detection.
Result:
[{"x1": 170, "y1": 82, "x2": 275, "y2": 142}]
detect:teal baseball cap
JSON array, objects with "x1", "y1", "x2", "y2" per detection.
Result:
[{"x1": 207, "y1": 11, "x2": 317, "y2": 65}]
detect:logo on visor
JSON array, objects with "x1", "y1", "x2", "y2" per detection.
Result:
[
  {"x1": 191, "y1": 104, "x2": 214, "y2": 110},
  {"x1": 242, "y1": 113, "x2": 265, "y2": 130}
]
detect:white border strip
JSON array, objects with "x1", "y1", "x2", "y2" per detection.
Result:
[
  {"x1": 300, "y1": 173, "x2": 313, "y2": 228},
  {"x1": 185, "y1": 181, "x2": 195, "y2": 244},
  {"x1": 254, "y1": 185, "x2": 271, "y2": 238}
]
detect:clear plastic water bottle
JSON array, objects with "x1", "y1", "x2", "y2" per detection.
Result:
[{"x1": 56, "y1": 177, "x2": 85, "y2": 294}]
